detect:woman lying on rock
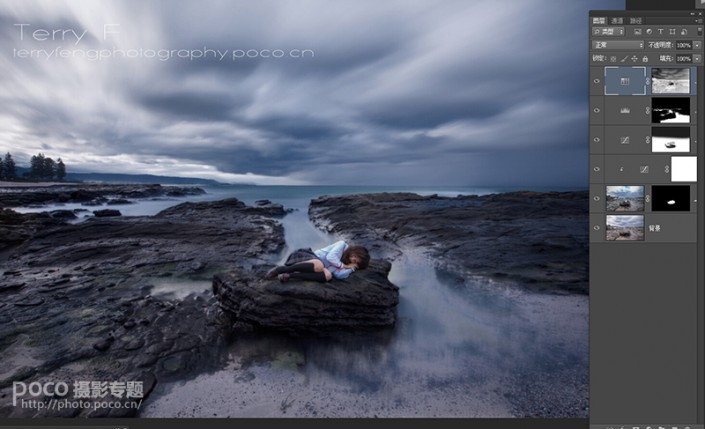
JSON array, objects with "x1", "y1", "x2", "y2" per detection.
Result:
[{"x1": 265, "y1": 240, "x2": 370, "y2": 283}]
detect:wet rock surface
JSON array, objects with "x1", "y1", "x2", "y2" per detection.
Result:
[
  {"x1": 213, "y1": 259, "x2": 399, "y2": 335},
  {"x1": 0, "y1": 197, "x2": 285, "y2": 417},
  {"x1": 93, "y1": 209, "x2": 122, "y2": 217},
  {"x1": 0, "y1": 209, "x2": 66, "y2": 253},
  {"x1": 309, "y1": 191, "x2": 589, "y2": 293}
]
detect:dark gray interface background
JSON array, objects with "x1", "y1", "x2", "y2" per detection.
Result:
[{"x1": 589, "y1": 6, "x2": 704, "y2": 429}]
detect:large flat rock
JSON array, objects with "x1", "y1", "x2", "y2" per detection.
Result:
[{"x1": 213, "y1": 260, "x2": 399, "y2": 334}]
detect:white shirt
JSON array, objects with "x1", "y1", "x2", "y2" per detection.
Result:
[{"x1": 314, "y1": 240, "x2": 355, "y2": 279}]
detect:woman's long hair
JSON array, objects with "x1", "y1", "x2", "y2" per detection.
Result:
[{"x1": 342, "y1": 245, "x2": 370, "y2": 269}]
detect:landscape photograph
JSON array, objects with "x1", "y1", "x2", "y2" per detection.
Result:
[
  {"x1": 0, "y1": 0, "x2": 618, "y2": 421},
  {"x1": 606, "y1": 215, "x2": 645, "y2": 241},
  {"x1": 605, "y1": 185, "x2": 644, "y2": 212}
]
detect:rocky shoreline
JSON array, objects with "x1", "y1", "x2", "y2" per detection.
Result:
[
  {"x1": 0, "y1": 196, "x2": 286, "y2": 417},
  {"x1": 309, "y1": 191, "x2": 589, "y2": 294},
  {"x1": 0, "y1": 183, "x2": 206, "y2": 208},
  {"x1": 0, "y1": 184, "x2": 211, "y2": 246},
  {"x1": 0, "y1": 187, "x2": 589, "y2": 418}
]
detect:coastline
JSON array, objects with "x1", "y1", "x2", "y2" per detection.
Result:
[
  {"x1": 0, "y1": 183, "x2": 207, "y2": 208},
  {"x1": 0, "y1": 185, "x2": 589, "y2": 418},
  {"x1": 0, "y1": 181, "x2": 82, "y2": 188}
]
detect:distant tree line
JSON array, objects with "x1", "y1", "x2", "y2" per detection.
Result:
[
  {"x1": 0, "y1": 153, "x2": 18, "y2": 181},
  {"x1": 0, "y1": 152, "x2": 67, "y2": 182}
]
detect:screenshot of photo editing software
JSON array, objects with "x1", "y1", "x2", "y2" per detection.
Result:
[
  {"x1": 0, "y1": 1, "x2": 702, "y2": 429},
  {"x1": 590, "y1": 1, "x2": 704, "y2": 429}
]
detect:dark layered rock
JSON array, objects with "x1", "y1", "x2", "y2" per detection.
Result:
[
  {"x1": 213, "y1": 259, "x2": 399, "y2": 334},
  {"x1": 106, "y1": 198, "x2": 134, "y2": 205},
  {"x1": 93, "y1": 209, "x2": 122, "y2": 217},
  {"x1": 309, "y1": 191, "x2": 589, "y2": 294},
  {"x1": 0, "y1": 197, "x2": 285, "y2": 417},
  {"x1": 0, "y1": 208, "x2": 65, "y2": 252},
  {"x1": 0, "y1": 184, "x2": 205, "y2": 208},
  {"x1": 157, "y1": 197, "x2": 289, "y2": 219},
  {"x1": 251, "y1": 199, "x2": 291, "y2": 216},
  {"x1": 48, "y1": 209, "x2": 77, "y2": 220}
]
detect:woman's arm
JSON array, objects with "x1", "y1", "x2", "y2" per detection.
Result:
[
  {"x1": 325, "y1": 240, "x2": 348, "y2": 269},
  {"x1": 331, "y1": 266, "x2": 355, "y2": 279}
]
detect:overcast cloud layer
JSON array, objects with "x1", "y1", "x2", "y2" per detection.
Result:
[{"x1": 0, "y1": 0, "x2": 621, "y2": 186}]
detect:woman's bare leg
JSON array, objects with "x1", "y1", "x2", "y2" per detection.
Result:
[
  {"x1": 301, "y1": 259, "x2": 325, "y2": 272},
  {"x1": 303, "y1": 259, "x2": 332, "y2": 280}
]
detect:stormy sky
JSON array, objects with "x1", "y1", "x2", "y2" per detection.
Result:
[{"x1": 0, "y1": 0, "x2": 621, "y2": 186}]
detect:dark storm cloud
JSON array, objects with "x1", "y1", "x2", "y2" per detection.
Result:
[
  {"x1": 136, "y1": 91, "x2": 241, "y2": 121},
  {"x1": 250, "y1": 115, "x2": 347, "y2": 141},
  {"x1": 0, "y1": 0, "x2": 622, "y2": 185},
  {"x1": 210, "y1": 147, "x2": 316, "y2": 176},
  {"x1": 364, "y1": 96, "x2": 506, "y2": 129}
]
